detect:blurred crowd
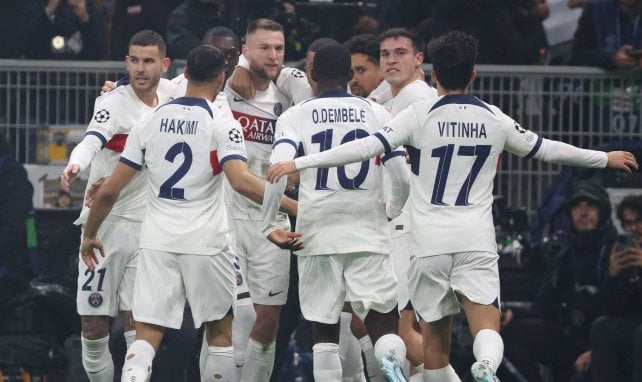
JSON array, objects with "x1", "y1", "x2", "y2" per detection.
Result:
[{"x1": 0, "y1": 0, "x2": 641, "y2": 71}]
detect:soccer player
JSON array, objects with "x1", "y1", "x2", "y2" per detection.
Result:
[
  {"x1": 344, "y1": 33, "x2": 384, "y2": 99},
  {"x1": 223, "y1": 18, "x2": 296, "y2": 381},
  {"x1": 79, "y1": 44, "x2": 296, "y2": 382},
  {"x1": 266, "y1": 31, "x2": 639, "y2": 382},
  {"x1": 377, "y1": 28, "x2": 438, "y2": 378},
  {"x1": 59, "y1": 30, "x2": 173, "y2": 382},
  {"x1": 263, "y1": 41, "x2": 411, "y2": 382}
]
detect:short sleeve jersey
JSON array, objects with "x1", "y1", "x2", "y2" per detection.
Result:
[
  {"x1": 224, "y1": 81, "x2": 292, "y2": 220},
  {"x1": 274, "y1": 91, "x2": 393, "y2": 256},
  {"x1": 75, "y1": 81, "x2": 175, "y2": 224},
  {"x1": 120, "y1": 97, "x2": 247, "y2": 255},
  {"x1": 375, "y1": 94, "x2": 542, "y2": 256}
]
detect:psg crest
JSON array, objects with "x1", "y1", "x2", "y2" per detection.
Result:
[
  {"x1": 88, "y1": 292, "x2": 103, "y2": 308},
  {"x1": 274, "y1": 102, "x2": 283, "y2": 116},
  {"x1": 94, "y1": 109, "x2": 111, "y2": 123}
]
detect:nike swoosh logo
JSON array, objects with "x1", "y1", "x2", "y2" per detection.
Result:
[
  {"x1": 88, "y1": 366, "x2": 107, "y2": 374},
  {"x1": 268, "y1": 290, "x2": 284, "y2": 297},
  {"x1": 236, "y1": 363, "x2": 244, "y2": 368},
  {"x1": 233, "y1": 96, "x2": 244, "y2": 102}
]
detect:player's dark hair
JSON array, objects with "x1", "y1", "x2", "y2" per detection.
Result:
[
  {"x1": 185, "y1": 45, "x2": 226, "y2": 84},
  {"x1": 426, "y1": 31, "x2": 477, "y2": 91},
  {"x1": 312, "y1": 41, "x2": 352, "y2": 89},
  {"x1": 379, "y1": 28, "x2": 425, "y2": 55},
  {"x1": 203, "y1": 26, "x2": 240, "y2": 49},
  {"x1": 246, "y1": 18, "x2": 284, "y2": 36},
  {"x1": 128, "y1": 30, "x2": 166, "y2": 57},
  {"x1": 344, "y1": 34, "x2": 380, "y2": 65},
  {"x1": 308, "y1": 38, "x2": 337, "y2": 54},
  {"x1": 616, "y1": 195, "x2": 642, "y2": 222}
]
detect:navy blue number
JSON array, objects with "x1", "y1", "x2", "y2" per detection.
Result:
[
  {"x1": 82, "y1": 268, "x2": 106, "y2": 291},
  {"x1": 431, "y1": 144, "x2": 491, "y2": 206},
  {"x1": 311, "y1": 128, "x2": 370, "y2": 190},
  {"x1": 311, "y1": 130, "x2": 332, "y2": 190},
  {"x1": 159, "y1": 142, "x2": 193, "y2": 200}
]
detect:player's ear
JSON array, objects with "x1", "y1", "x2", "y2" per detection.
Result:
[
  {"x1": 430, "y1": 70, "x2": 438, "y2": 86},
  {"x1": 184, "y1": 66, "x2": 190, "y2": 80},
  {"x1": 468, "y1": 70, "x2": 477, "y2": 87},
  {"x1": 162, "y1": 57, "x2": 171, "y2": 73},
  {"x1": 310, "y1": 67, "x2": 317, "y2": 83}
]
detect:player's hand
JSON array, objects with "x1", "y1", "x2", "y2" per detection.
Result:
[
  {"x1": 267, "y1": 160, "x2": 298, "y2": 183},
  {"x1": 227, "y1": 66, "x2": 255, "y2": 100},
  {"x1": 267, "y1": 229, "x2": 304, "y2": 251},
  {"x1": 80, "y1": 236, "x2": 105, "y2": 271},
  {"x1": 286, "y1": 172, "x2": 300, "y2": 189},
  {"x1": 100, "y1": 81, "x2": 116, "y2": 96},
  {"x1": 606, "y1": 151, "x2": 638, "y2": 173},
  {"x1": 574, "y1": 351, "x2": 591, "y2": 374},
  {"x1": 85, "y1": 176, "x2": 108, "y2": 207},
  {"x1": 61, "y1": 164, "x2": 81, "y2": 192}
]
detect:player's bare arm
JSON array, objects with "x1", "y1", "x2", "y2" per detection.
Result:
[
  {"x1": 80, "y1": 162, "x2": 137, "y2": 271},
  {"x1": 84, "y1": 176, "x2": 108, "y2": 207},
  {"x1": 223, "y1": 159, "x2": 297, "y2": 215},
  {"x1": 227, "y1": 65, "x2": 255, "y2": 100},
  {"x1": 606, "y1": 151, "x2": 638, "y2": 173}
]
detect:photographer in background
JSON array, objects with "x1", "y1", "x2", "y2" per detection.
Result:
[
  {"x1": 570, "y1": 0, "x2": 642, "y2": 70},
  {"x1": 501, "y1": 181, "x2": 616, "y2": 382},
  {"x1": 591, "y1": 194, "x2": 642, "y2": 382}
]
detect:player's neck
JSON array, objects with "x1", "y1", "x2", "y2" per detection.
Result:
[
  {"x1": 132, "y1": 87, "x2": 159, "y2": 107},
  {"x1": 185, "y1": 83, "x2": 217, "y2": 101},
  {"x1": 251, "y1": 74, "x2": 271, "y2": 92}
]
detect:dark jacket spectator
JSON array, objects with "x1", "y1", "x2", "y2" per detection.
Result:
[
  {"x1": 16, "y1": 0, "x2": 107, "y2": 60},
  {"x1": 108, "y1": 0, "x2": 170, "y2": 60},
  {"x1": 166, "y1": 0, "x2": 227, "y2": 59},
  {"x1": 418, "y1": 0, "x2": 546, "y2": 64},
  {"x1": 571, "y1": 0, "x2": 642, "y2": 70}
]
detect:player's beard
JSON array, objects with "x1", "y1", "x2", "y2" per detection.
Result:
[{"x1": 249, "y1": 62, "x2": 280, "y2": 81}]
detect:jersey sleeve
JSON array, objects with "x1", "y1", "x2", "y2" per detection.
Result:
[
  {"x1": 275, "y1": 67, "x2": 313, "y2": 104},
  {"x1": 85, "y1": 95, "x2": 121, "y2": 145},
  {"x1": 213, "y1": 113, "x2": 248, "y2": 167},
  {"x1": 501, "y1": 114, "x2": 542, "y2": 158},
  {"x1": 272, "y1": 109, "x2": 300, "y2": 157},
  {"x1": 119, "y1": 122, "x2": 146, "y2": 171},
  {"x1": 374, "y1": 104, "x2": 417, "y2": 154}
]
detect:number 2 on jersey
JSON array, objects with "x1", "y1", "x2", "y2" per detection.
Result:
[
  {"x1": 311, "y1": 128, "x2": 370, "y2": 190},
  {"x1": 431, "y1": 144, "x2": 491, "y2": 206},
  {"x1": 159, "y1": 142, "x2": 193, "y2": 200}
]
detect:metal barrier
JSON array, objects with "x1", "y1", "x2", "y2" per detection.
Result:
[{"x1": 1, "y1": 59, "x2": 641, "y2": 212}]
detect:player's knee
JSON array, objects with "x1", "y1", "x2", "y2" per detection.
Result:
[{"x1": 81, "y1": 315, "x2": 110, "y2": 340}]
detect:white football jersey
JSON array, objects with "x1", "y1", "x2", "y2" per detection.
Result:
[
  {"x1": 376, "y1": 94, "x2": 542, "y2": 256},
  {"x1": 274, "y1": 92, "x2": 393, "y2": 256},
  {"x1": 224, "y1": 81, "x2": 292, "y2": 220},
  {"x1": 75, "y1": 81, "x2": 175, "y2": 225},
  {"x1": 120, "y1": 97, "x2": 247, "y2": 255},
  {"x1": 275, "y1": 66, "x2": 313, "y2": 104},
  {"x1": 170, "y1": 74, "x2": 230, "y2": 111},
  {"x1": 382, "y1": 79, "x2": 437, "y2": 115}
]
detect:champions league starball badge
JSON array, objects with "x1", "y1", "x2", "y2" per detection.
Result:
[
  {"x1": 88, "y1": 292, "x2": 103, "y2": 308},
  {"x1": 94, "y1": 109, "x2": 111, "y2": 123},
  {"x1": 228, "y1": 128, "x2": 243, "y2": 143}
]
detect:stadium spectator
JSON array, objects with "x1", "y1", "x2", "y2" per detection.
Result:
[
  {"x1": 570, "y1": 0, "x2": 642, "y2": 70},
  {"x1": 591, "y1": 194, "x2": 642, "y2": 382},
  {"x1": 107, "y1": 0, "x2": 170, "y2": 60},
  {"x1": 165, "y1": 0, "x2": 227, "y2": 59},
  {"x1": 418, "y1": 0, "x2": 548, "y2": 65},
  {"x1": 16, "y1": 0, "x2": 107, "y2": 60},
  {"x1": 501, "y1": 181, "x2": 617, "y2": 382}
]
